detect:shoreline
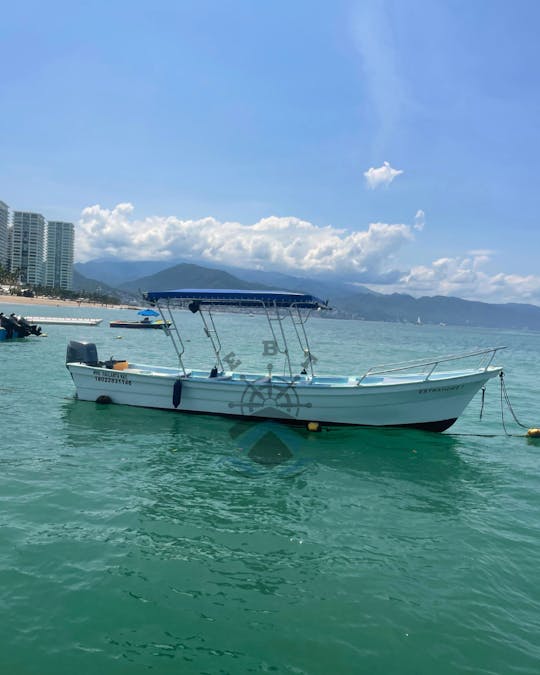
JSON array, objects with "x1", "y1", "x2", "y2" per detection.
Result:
[{"x1": 0, "y1": 294, "x2": 137, "y2": 310}]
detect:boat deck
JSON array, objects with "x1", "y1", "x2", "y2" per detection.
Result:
[{"x1": 115, "y1": 363, "x2": 490, "y2": 387}]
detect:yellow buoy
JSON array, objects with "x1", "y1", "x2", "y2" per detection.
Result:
[
  {"x1": 526, "y1": 428, "x2": 540, "y2": 437},
  {"x1": 307, "y1": 422, "x2": 321, "y2": 432}
]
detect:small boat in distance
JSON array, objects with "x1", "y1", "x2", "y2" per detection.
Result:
[
  {"x1": 66, "y1": 289, "x2": 505, "y2": 432},
  {"x1": 109, "y1": 318, "x2": 171, "y2": 329},
  {"x1": 109, "y1": 307, "x2": 171, "y2": 330}
]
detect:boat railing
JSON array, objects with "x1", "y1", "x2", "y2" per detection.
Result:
[{"x1": 357, "y1": 346, "x2": 506, "y2": 383}]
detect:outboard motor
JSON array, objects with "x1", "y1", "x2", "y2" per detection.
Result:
[
  {"x1": 9, "y1": 314, "x2": 28, "y2": 337},
  {"x1": 0, "y1": 313, "x2": 13, "y2": 338},
  {"x1": 66, "y1": 340, "x2": 99, "y2": 366},
  {"x1": 18, "y1": 316, "x2": 41, "y2": 336}
]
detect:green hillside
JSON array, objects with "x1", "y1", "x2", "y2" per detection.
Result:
[{"x1": 118, "y1": 263, "x2": 274, "y2": 293}]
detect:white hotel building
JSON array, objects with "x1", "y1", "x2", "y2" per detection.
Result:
[
  {"x1": 10, "y1": 211, "x2": 47, "y2": 286},
  {"x1": 45, "y1": 221, "x2": 74, "y2": 290},
  {"x1": 0, "y1": 201, "x2": 8, "y2": 269},
  {"x1": 3, "y1": 204, "x2": 74, "y2": 290}
]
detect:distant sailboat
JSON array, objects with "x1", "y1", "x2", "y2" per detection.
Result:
[{"x1": 417, "y1": 316, "x2": 422, "y2": 325}]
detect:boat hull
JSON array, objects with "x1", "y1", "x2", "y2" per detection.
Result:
[
  {"x1": 65, "y1": 363, "x2": 501, "y2": 431},
  {"x1": 109, "y1": 321, "x2": 170, "y2": 329},
  {"x1": 1, "y1": 327, "x2": 28, "y2": 340}
]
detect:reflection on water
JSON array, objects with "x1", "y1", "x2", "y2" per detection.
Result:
[
  {"x1": 59, "y1": 397, "x2": 501, "y2": 599},
  {"x1": 60, "y1": 399, "x2": 494, "y2": 518},
  {"x1": 57, "y1": 401, "x2": 512, "y2": 674}
]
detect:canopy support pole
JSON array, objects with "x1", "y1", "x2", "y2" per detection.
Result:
[
  {"x1": 262, "y1": 301, "x2": 293, "y2": 380},
  {"x1": 199, "y1": 307, "x2": 224, "y2": 372},
  {"x1": 289, "y1": 305, "x2": 316, "y2": 378},
  {"x1": 158, "y1": 300, "x2": 187, "y2": 376}
]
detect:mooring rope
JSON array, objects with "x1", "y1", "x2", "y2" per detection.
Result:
[
  {"x1": 499, "y1": 371, "x2": 530, "y2": 435},
  {"x1": 479, "y1": 386, "x2": 486, "y2": 420},
  {"x1": 439, "y1": 372, "x2": 534, "y2": 439}
]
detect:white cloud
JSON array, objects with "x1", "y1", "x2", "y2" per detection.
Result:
[
  {"x1": 76, "y1": 203, "x2": 414, "y2": 280},
  {"x1": 368, "y1": 253, "x2": 540, "y2": 304},
  {"x1": 364, "y1": 161, "x2": 403, "y2": 189},
  {"x1": 75, "y1": 204, "x2": 540, "y2": 303},
  {"x1": 414, "y1": 209, "x2": 425, "y2": 230}
]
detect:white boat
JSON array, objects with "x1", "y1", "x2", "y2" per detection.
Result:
[
  {"x1": 65, "y1": 289, "x2": 505, "y2": 432},
  {"x1": 25, "y1": 316, "x2": 102, "y2": 326}
]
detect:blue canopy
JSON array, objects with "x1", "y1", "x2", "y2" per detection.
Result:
[
  {"x1": 138, "y1": 308, "x2": 160, "y2": 317},
  {"x1": 143, "y1": 288, "x2": 327, "y2": 309}
]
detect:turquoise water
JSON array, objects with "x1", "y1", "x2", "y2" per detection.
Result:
[{"x1": 1, "y1": 304, "x2": 540, "y2": 674}]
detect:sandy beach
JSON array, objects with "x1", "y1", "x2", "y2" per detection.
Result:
[{"x1": 0, "y1": 294, "x2": 136, "y2": 310}]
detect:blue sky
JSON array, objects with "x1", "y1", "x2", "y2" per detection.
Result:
[{"x1": 1, "y1": 0, "x2": 539, "y2": 302}]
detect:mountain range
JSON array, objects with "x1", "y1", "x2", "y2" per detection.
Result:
[{"x1": 73, "y1": 258, "x2": 540, "y2": 331}]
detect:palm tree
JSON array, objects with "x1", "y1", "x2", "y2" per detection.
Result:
[{"x1": 0, "y1": 265, "x2": 20, "y2": 285}]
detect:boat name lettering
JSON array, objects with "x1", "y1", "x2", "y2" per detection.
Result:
[
  {"x1": 418, "y1": 384, "x2": 464, "y2": 394},
  {"x1": 92, "y1": 371, "x2": 132, "y2": 385}
]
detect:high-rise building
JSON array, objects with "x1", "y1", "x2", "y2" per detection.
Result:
[
  {"x1": 10, "y1": 211, "x2": 46, "y2": 285},
  {"x1": 7, "y1": 225, "x2": 13, "y2": 272},
  {"x1": 0, "y1": 200, "x2": 8, "y2": 269},
  {"x1": 45, "y1": 221, "x2": 74, "y2": 290}
]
